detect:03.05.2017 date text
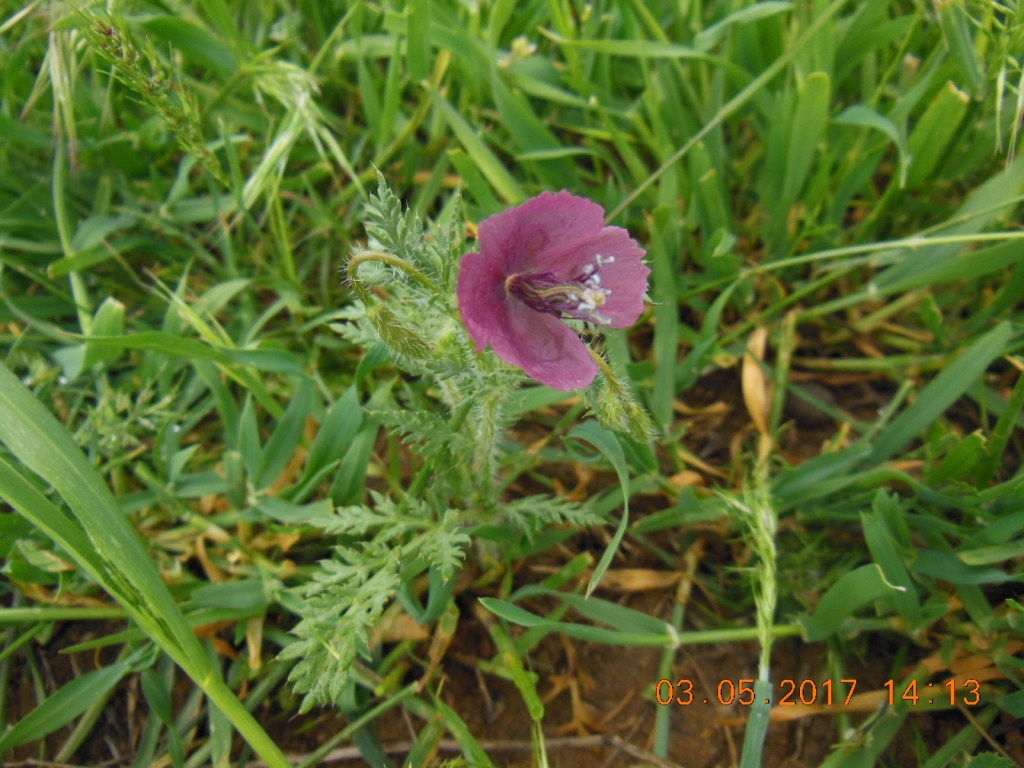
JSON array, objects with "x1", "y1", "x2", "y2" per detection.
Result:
[{"x1": 655, "y1": 678, "x2": 982, "y2": 707}]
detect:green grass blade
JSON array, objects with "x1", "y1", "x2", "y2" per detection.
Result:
[
  {"x1": 406, "y1": 0, "x2": 432, "y2": 81},
  {"x1": 0, "y1": 657, "x2": 134, "y2": 754},
  {"x1": 567, "y1": 421, "x2": 631, "y2": 596},
  {"x1": 739, "y1": 680, "x2": 774, "y2": 768},
  {"x1": 0, "y1": 362, "x2": 290, "y2": 768},
  {"x1": 650, "y1": 206, "x2": 680, "y2": 429},
  {"x1": 937, "y1": 2, "x2": 985, "y2": 97},
  {"x1": 80, "y1": 332, "x2": 306, "y2": 376},
  {"x1": 480, "y1": 597, "x2": 675, "y2": 647},
  {"x1": 607, "y1": 0, "x2": 852, "y2": 222},
  {"x1": 478, "y1": 609, "x2": 545, "y2": 722},
  {"x1": 138, "y1": 15, "x2": 239, "y2": 77},
  {"x1": 906, "y1": 81, "x2": 971, "y2": 188},
  {"x1": 867, "y1": 321, "x2": 1015, "y2": 465},
  {"x1": 256, "y1": 378, "x2": 313, "y2": 490},
  {"x1": 861, "y1": 494, "x2": 921, "y2": 626},
  {"x1": 0, "y1": 457, "x2": 107, "y2": 580},
  {"x1": 434, "y1": 698, "x2": 497, "y2": 768},
  {"x1": 976, "y1": 365, "x2": 1024, "y2": 485},
  {"x1": 800, "y1": 564, "x2": 902, "y2": 641},
  {"x1": 783, "y1": 71, "x2": 831, "y2": 211},
  {"x1": 833, "y1": 104, "x2": 910, "y2": 187},
  {"x1": 433, "y1": 94, "x2": 525, "y2": 205}
]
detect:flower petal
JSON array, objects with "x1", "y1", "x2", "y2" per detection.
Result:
[
  {"x1": 457, "y1": 252, "x2": 597, "y2": 389},
  {"x1": 485, "y1": 193, "x2": 649, "y2": 327},
  {"x1": 478, "y1": 191, "x2": 607, "y2": 275},
  {"x1": 559, "y1": 227, "x2": 650, "y2": 327},
  {"x1": 458, "y1": 191, "x2": 647, "y2": 389},
  {"x1": 456, "y1": 249, "x2": 508, "y2": 353},
  {"x1": 488, "y1": 301, "x2": 599, "y2": 390}
]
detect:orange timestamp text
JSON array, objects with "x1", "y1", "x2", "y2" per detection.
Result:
[
  {"x1": 655, "y1": 678, "x2": 982, "y2": 707},
  {"x1": 656, "y1": 678, "x2": 858, "y2": 707},
  {"x1": 884, "y1": 678, "x2": 981, "y2": 706}
]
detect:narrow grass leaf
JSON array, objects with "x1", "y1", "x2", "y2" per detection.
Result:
[
  {"x1": 303, "y1": 386, "x2": 364, "y2": 480},
  {"x1": 977, "y1": 368, "x2": 1024, "y2": 485},
  {"x1": 139, "y1": 666, "x2": 185, "y2": 768},
  {"x1": 0, "y1": 364, "x2": 290, "y2": 768},
  {"x1": 883, "y1": 241, "x2": 1024, "y2": 297},
  {"x1": 867, "y1": 322, "x2": 1014, "y2": 465},
  {"x1": 928, "y1": 432, "x2": 986, "y2": 484},
  {"x1": 695, "y1": 2, "x2": 792, "y2": 51},
  {"x1": 447, "y1": 148, "x2": 504, "y2": 215},
  {"x1": 0, "y1": 363, "x2": 199, "y2": 658},
  {"x1": 208, "y1": 691, "x2": 232, "y2": 768},
  {"x1": 817, "y1": 706, "x2": 908, "y2": 767},
  {"x1": 406, "y1": 0, "x2": 431, "y2": 81},
  {"x1": 489, "y1": 70, "x2": 578, "y2": 188},
  {"x1": 0, "y1": 658, "x2": 133, "y2": 753},
  {"x1": 405, "y1": 713, "x2": 445, "y2": 767},
  {"x1": 433, "y1": 95, "x2": 524, "y2": 205},
  {"x1": 250, "y1": 497, "x2": 332, "y2": 524},
  {"x1": 607, "y1": 0, "x2": 853, "y2": 222},
  {"x1": 0, "y1": 457, "x2": 107, "y2": 588},
  {"x1": 739, "y1": 680, "x2": 774, "y2": 768},
  {"x1": 486, "y1": 0, "x2": 516, "y2": 44},
  {"x1": 379, "y1": 36, "x2": 403, "y2": 152},
  {"x1": 139, "y1": 16, "x2": 239, "y2": 76},
  {"x1": 920, "y1": 708, "x2": 1000, "y2": 768},
  {"x1": 784, "y1": 72, "x2": 831, "y2": 205},
  {"x1": 912, "y1": 549, "x2": 1016, "y2": 585},
  {"x1": 835, "y1": 10, "x2": 915, "y2": 83},
  {"x1": 906, "y1": 81, "x2": 970, "y2": 188},
  {"x1": 1000, "y1": 692, "x2": 1024, "y2": 718},
  {"x1": 650, "y1": 206, "x2": 680, "y2": 429},
  {"x1": 528, "y1": 589, "x2": 674, "y2": 636},
  {"x1": 937, "y1": 2, "x2": 985, "y2": 97},
  {"x1": 504, "y1": 68, "x2": 590, "y2": 109},
  {"x1": 515, "y1": 147, "x2": 594, "y2": 161},
  {"x1": 833, "y1": 104, "x2": 909, "y2": 187},
  {"x1": 800, "y1": 564, "x2": 903, "y2": 641},
  {"x1": 434, "y1": 699, "x2": 496, "y2": 768},
  {"x1": 331, "y1": 413, "x2": 380, "y2": 505},
  {"x1": 539, "y1": 32, "x2": 710, "y2": 60},
  {"x1": 480, "y1": 597, "x2": 674, "y2": 647},
  {"x1": 82, "y1": 297, "x2": 126, "y2": 370},
  {"x1": 689, "y1": 141, "x2": 732, "y2": 236},
  {"x1": 861, "y1": 497, "x2": 920, "y2": 625},
  {"x1": 81, "y1": 332, "x2": 306, "y2": 376},
  {"x1": 195, "y1": 0, "x2": 241, "y2": 45},
  {"x1": 479, "y1": 598, "x2": 545, "y2": 628},
  {"x1": 567, "y1": 421, "x2": 631, "y2": 596},
  {"x1": 237, "y1": 396, "x2": 261, "y2": 478},
  {"x1": 255, "y1": 378, "x2": 313, "y2": 489},
  {"x1": 478, "y1": 608, "x2": 545, "y2": 721},
  {"x1": 957, "y1": 540, "x2": 1024, "y2": 567},
  {"x1": 853, "y1": 164, "x2": 1024, "y2": 302}
]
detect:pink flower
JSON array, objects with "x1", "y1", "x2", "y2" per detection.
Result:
[{"x1": 457, "y1": 191, "x2": 649, "y2": 390}]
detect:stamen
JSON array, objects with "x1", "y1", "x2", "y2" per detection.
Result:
[{"x1": 506, "y1": 255, "x2": 614, "y2": 325}]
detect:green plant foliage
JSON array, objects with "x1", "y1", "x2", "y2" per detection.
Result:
[{"x1": 1, "y1": 0, "x2": 1023, "y2": 764}]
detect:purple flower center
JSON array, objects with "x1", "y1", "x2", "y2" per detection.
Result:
[{"x1": 504, "y1": 254, "x2": 616, "y2": 326}]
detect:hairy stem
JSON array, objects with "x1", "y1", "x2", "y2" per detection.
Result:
[
  {"x1": 471, "y1": 386, "x2": 507, "y2": 512},
  {"x1": 346, "y1": 250, "x2": 442, "y2": 297}
]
